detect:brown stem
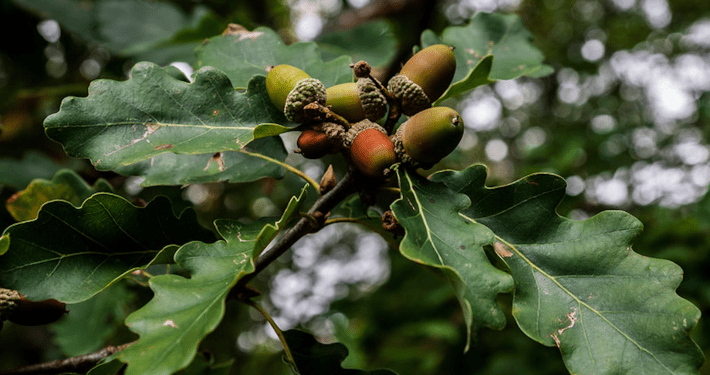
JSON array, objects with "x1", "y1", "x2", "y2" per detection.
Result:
[
  {"x1": 233, "y1": 171, "x2": 358, "y2": 291},
  {"x1": 0, "y1": 342, "x2": 134, "y2": 375},
  {"x1": 303, "y1": 102, "x2": 351, "y2": 129}
]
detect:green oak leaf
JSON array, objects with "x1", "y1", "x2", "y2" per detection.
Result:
[
  {"x1": 117, "y1": 221, "x2": 264, "y2": 375},
  {"x1": 390, "y1": 167, "x2": 514, "y2": 350},
  {"x1": 434, "y1": 55, "x2": 493, "y2": 105},
  {"x1": 317, "y1": 20, "x2": 398, "y2": 69},
  {"x1": 0, "y1": 193, "x2": 215, "y2": 303},
  {"x1": 5, "y1": 169, "x2": 113, "y2": 222},
  {"x1": 114, "y1": 137, "x2": 287, "y2": 187},
  {"x1": 194, "y1": 27, "x2": 352, "y2": 89},
  {"x1": 44, "y1": 63, "x2": 292, "y2": 172},
  {"x1": 422, "y1": 13, "x2": 553, "y2": 102},
  {"x1": 432, "y1": 165, "x2": 704, "y2": 374},
  {"x1": 53, "y1": 282, "x2": 135, "y2": 357},
  {"x1": 13, "y1": 0, "x2": 221, "y2": 64},
  {"x1": 284, "y1": 330, "x2": 398, "y2": 375}
]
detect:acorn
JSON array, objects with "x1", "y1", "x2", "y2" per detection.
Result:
[
  {"x1": 326, "y1": 78, "x2": 387, "y2": 122},
  {"x1": 387, "y1": 44, "x2": 457, "y2": 116},
  {"x1": 266, "y1": 65, "x2": 326, "y2": 123},
  {"x1": 0, "y1": 288, "x2": 68, "y2": 326},
  {"x1": 345, "y1": 120, "x2": 398, "y2": 177},
  {"x1": 296, "y1": 129, "x2": 337, "y2": 159},
  {"x1": 393, "y1": 106, "x2": 464, "y2": 168}
]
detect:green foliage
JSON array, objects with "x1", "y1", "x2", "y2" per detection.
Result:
[
  {"x1": 44, "y1": 64, "x2": 290, "y2": 172},
  {"x1": 117, "y1": 221, "x2": 261, "y2": 375},
  {"x1": 433, "y1": 165, "x2": 705, "y2": 373},
  {"x1": 194, "y1": 27, "x2": 353, "y2": 89},
  {"x1": 0, "y1": 194, "x2": 215, "y2": 302},
  {"x1": 6, "y1": 169, "x2": 113, "y2": 222},
  {"x1": 284, "y1": 330, "x2": 398, "y2": 374},
  {"x1": 391, "y1": 166, "x2": 513, "y2": 349},
  {"x1": 0, "y1": 3, "x2": 706, "y2": 375}
]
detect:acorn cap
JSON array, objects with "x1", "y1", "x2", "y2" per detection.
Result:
[
  {"x1": 266, "y1": 65, "x2": 326, "y2": 123},
  {"x1": 396, "y1": 106, "x2": 464, "y2": 167},
  {"x1": 388, "y1": 44, "x2": 457, "y2": 116},
  {"x1": 0, "y1": 288, "x2": 21, "y2": 321},
  {"x1": 325, "y1": 79, "x2": 387, "y2": 122}
]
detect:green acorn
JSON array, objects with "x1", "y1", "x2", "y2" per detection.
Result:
[
  {"x1": 345, "y1": 120, "x2": 398, "y2": 177},
  {"x1": 266, "y1": 65, "x2": 326, "y2": 123},
  {"x1": 393, "y1": 106, "x2": 464, "y2": 168},
  {"x1": 387, "y1": 44, "x2": 456, "y2": 116},
  {"x1": 326, "y1": 78, "x2": 387, "y2": 122}
]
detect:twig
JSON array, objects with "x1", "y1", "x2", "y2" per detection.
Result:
[
  {"x1": 0, "y1": 342, "x2": 133, "y2": 375},
  {"x1": 234, "y1": 171, "x2": 357, "y2": 289},
  {"x1": 244, "y1": 300, "x2": 296, "y2": 367}
]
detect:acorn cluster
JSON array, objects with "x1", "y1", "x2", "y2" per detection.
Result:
[{"x1": 265, "y1": 44, "x2": 464, "y2": 179}]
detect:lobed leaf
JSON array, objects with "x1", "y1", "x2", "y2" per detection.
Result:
[
  {"x1": 317, "y1": 20, "x2": 398, "y2": 69},
  {"x1": 215, "y1": 184, "x2": 309, "y2": 256},
  {"x1": 422, "y1": 13, "x2": 554, "y2": 102},
  {"x1": 44, "y1": 63, "x2": 291, "y2": 172},
  {"x1": 0, "y1": 193, "x2": 215, "y2": 303},
  {"x1": 194, "y1": 26, "x2": 353, "y2": 89},
  {"x1": 5, "y1": 169, "x2": 113, "y2": 222},
  {"x1": 13, "y1": 0, "x2": 221, "y2": 64},
  {"x1": 117, "y1": 221, "x2": 264, "y2": 375},
  {"x1": 390, "y1": 167, "x2": 514, "y2": 350},
  {"x1": 113, "y1": 137, "x2": 288, "y2": 186},
  {"x1": 432, "y1": 165, "x2": 704, "y2": 375}
]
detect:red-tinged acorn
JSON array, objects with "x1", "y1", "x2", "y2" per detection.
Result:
[
  {"x1": 266, "y1": 65, "x2": 326, "y2": 123},
  {"x1": 345, "y1": 120, "x2": 398, "y2": 177},
  {"x1": 393, "y1": 106, "x2": 464, "y2": 168},
  {"x1": 387, "y1": 44, "x2": 457, "y2": 116},
  {"x1": 297, "y1": 129, "x2": 337, "y2": 159}
]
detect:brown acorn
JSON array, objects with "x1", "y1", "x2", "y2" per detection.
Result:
[
  {"x1": 266, "y1": 65, "x2": 326, "y2": 123},
  {"x1": 326, "y1": 78, "x2": 387, "y2": 122},
  {"x1": 297, "y1": 129, "x2": 337, "y2": 159},
  {"x1": 0, "y1": 288, "x2": 68, "y2": 326},
  {"x1": 393, "y1": 106, "x2": 464, "y2": 168},
  {"x1": 387, "y1": 44, "x2": 457, "y2": 116},
  {"x1": 346, "y1": 120, "x2": 398, "y2": 177}
]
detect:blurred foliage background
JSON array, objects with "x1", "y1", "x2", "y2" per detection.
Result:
[{"x1": 1, "y1": 0, "x2": 710, "y2": 374}]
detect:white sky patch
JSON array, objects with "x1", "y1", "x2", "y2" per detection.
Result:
[
  {"x1": 485, "y1": 139, "x2": 509, "y2": 161},
  {"x1": 295, "y1": 12, "x2": 323, "y2": 41},
  {"x1": 683, "y1": 19, "x2": 710, "y2": 48},
  {"x1": 37, "y1": 20, "x2": 61, "y2": 43},
  {"x1": 581, "y1": 40, "x2": 605, "y2": 62},
  {"x1": 642, "y1": 0, "x2": 671, "y2": 29},
  {"x1": 461, "y1": 92, "x2": 502, "y2": 131}
]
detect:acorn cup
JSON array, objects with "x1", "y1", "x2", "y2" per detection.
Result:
[
  {"x1": 393, "y1": 106, "x2": 464, "y2": 169},
  {"x1": 326, "y1": 78, "x2": 387, "y2": 123},
  {"x1": 345, "y1": 120, "x2": 398, "y2": 178},
  {"x1": 266, "y1": 65, "x2": 326, "y2": 123},
  {"x1": 387, "y1": 44, "x2": 457, "y2": 116}
]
